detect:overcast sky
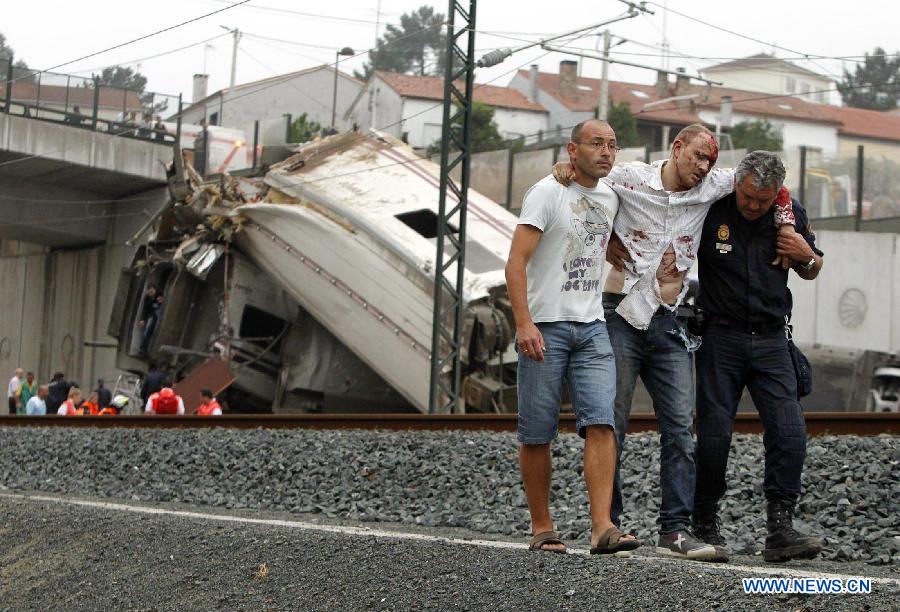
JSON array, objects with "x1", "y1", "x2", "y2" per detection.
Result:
[{"x1": 3, "y1": 0, "x2": 896, "y2": 105}]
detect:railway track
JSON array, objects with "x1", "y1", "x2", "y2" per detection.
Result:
[{"x1": 0, "y1": 412, "x2": 896, "y2": 436}]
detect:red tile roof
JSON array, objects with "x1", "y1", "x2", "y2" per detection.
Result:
[
  {"x1": 520, "y1": 69, "x2": 840, "y2": 127},
  {"x1": 376, "y1": 71, "x2": 546, "y2": 113},
  {"x1": 520, "y1": 68, "x2": 900, "y2": 144},
  {"x1": 817, "y1": 104, "x2": 900, "y2": 144},
  {"x1": 0, "y1": 81, "x2": 144, "y2": 110}
]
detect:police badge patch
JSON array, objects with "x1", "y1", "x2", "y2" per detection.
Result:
[{"x1": 717, "y1": 224, "x2": 730, "y2": 241}]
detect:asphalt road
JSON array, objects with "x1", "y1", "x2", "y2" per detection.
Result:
[{"x1": 0, "y1": 493, "x2": 895, "y2": 611}]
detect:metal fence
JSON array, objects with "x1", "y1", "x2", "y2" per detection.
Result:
[
  {"x1": 0, "y1": 57, "x2": 182, "y2": 144},
  {"x1": 454, "y1": 141, "x2": 900, "y2": 227},
  {"x1": 786, "y1": 145, "x2": 900, "y2": 227}
]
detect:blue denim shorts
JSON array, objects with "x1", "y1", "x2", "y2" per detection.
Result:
[{"x1": 516, "y1": 319, "x2": 617, "y2": 444}]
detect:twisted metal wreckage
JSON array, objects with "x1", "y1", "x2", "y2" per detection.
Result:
[{"x1": 109, "y1": 131, "x2": 519, "y2": 413}]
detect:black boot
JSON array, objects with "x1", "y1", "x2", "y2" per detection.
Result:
[{"x1": 764, "y1": 499, "x2": 823, "y2": 562}]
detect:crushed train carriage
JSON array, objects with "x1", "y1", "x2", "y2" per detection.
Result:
[{"x1": 108, "y1": 131, "x2": 519, "y2": 413}]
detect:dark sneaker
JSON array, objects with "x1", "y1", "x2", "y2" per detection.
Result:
[
  {"x1": 656, "y1": 530, "x2": 719, "y2": 561},
  {"x1": 692, "y1": 515, "x2": 730, "y2": 561},
  {"x1": 692, "y1": 515, "x2": 727, "y2": 547}
]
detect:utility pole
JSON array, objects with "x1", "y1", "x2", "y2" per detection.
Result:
[
  {"x1": 221, "y1": 26, "x2": 241, "y2": 88},
  {"x1": 598, "y1": 30, "x2": 611, "y2": 120}
]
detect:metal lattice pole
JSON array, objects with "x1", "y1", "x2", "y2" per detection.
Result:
[{"x1": 429, "y1": 0, "x2": 477, "y2": 414}]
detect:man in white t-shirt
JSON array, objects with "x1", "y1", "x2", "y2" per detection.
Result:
[
  {"x1": 7, "y1": 368, "x2": 23, "y2": 414},
  {"x1": 25, "y1": 385, "x2": 49, "y2": 416},
  {"x1": 505, "y1": 119, "x2": 638, "y2": 555}
]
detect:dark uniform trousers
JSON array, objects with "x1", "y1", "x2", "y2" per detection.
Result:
[{"x1": 694, "y1": 321, "x2": 807, "y2": 512}]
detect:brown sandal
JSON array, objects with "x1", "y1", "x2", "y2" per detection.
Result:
[
  {"x1": 529, "y1": 530, "x2": 567, "y2": 554},
  {"x1": 590, "y1": 526, "x2": 642, "y2": 554}
]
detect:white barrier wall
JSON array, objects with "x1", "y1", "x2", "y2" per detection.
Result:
[{"x1": 788, "y1": 230, "x2": 900, "y2": 353}]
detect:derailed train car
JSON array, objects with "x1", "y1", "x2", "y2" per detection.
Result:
[{"x1": 108, "y1": 131, "x2": 519, "y2": 413}]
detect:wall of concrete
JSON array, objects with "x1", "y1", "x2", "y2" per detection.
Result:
[
  {"x1": 0, "y1": 187, "x2": 168, "y2": 396},
  {"x1": 788, "y1": 230, "x2": 900, "y2": 353}
]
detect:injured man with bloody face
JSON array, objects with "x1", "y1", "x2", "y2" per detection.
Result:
[{"x1": 551, "y1": 124, "x2": 799, "y2": 562}]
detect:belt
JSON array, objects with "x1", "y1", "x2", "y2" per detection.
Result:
[
  {"x1": 708, "y1": 315, "x2": 784, "y2": 335},
  {"x1": 602, "y1": 292, "x2": 694, "y2": 318}
]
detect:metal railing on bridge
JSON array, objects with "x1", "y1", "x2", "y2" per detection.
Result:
[{"x1": 0, "y1": 56, "x2": 182, "y2": 145}]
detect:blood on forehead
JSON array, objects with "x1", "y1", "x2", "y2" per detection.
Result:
[{"x1": 704, "y1": 133, "x2": 719, "y2": 166}]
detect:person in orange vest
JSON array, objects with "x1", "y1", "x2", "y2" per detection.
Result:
[
  {"x1": 57, "y1": 388, "x2": 82, "y2": 416},
  {"x1": 145, "y1": 387, "x2": 185, "y2": 415},
  {"x1": 99, "y1": 394, "x2": 129, "y2": 416},
  {"x1": 196, "y1": 389, "x2": 223, "y2": 416},
  {"x1": 78, "y1": 391, "x2": 101, "y2": 416}
]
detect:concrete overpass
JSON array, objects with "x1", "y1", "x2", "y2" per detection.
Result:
[
  {"x1": 0, "y1": 113, "x2": 170, "y2": 247},
  {"x1": 0, "y1": 113, "x2": 172, "y2": 399}
]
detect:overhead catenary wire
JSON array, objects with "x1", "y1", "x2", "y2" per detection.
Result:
[
  {"x1": 20, "y1": 0, "x2": 252, "y2": 81},
  {"x1": 70, "y1": 32, "x2": 233, "y2": 76},
  {"x1": 179, "y1": 19, "x2": 451, "y2": 112},
  {"x1": 645, "y1": 1, "x2": 845, "y2": 81}
]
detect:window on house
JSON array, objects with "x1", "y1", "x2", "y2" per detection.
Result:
[
  {"x1": 801, "y1": 83, "x2": 810, "y2": 95},
  {"x1": 816, "y1": 91, "x2": 825, "y2": 103},
  {"x1": 786, "y1": 77, "x2": 796, "y2": 93},
  {"x1": 209, "y1": 112, "x2": 219, "y2": 126}
]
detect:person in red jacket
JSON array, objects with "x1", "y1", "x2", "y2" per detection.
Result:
[
  {"x1": 196, "y1": 389, "x2": 223, "y2": 416},
  {"x1": 57, "y1": 388, "x2": 82, "y2": 416},
  {"x1": 144, "y1": 387, "x2": 185, "y2": 415}
]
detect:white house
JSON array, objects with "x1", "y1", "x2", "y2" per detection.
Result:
[
  {"x1": 509, "y1": 61, "x2": 842, "y2": 157},
  {"x1": 700, "y1": 53, "x2": 837, "y2": 105},
  {"x1": 347, "y1": 71, "x2": 549, "y2": 150},
  {"x1": 176, "y1": 66, "x2": 363, "y2": 145}
]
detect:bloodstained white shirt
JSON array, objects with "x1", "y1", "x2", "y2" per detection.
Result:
[{"x1": 602, "y1": 161, "x2": 794, "y2": 329}]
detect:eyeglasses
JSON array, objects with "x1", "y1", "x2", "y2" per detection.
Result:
[{"x1": 572, "y1": 140, "x2": 621, "y2": 152}]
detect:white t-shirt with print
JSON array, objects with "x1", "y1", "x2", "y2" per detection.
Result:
[{"x1": 518, "y1": 175, "x2": 619, "y2": 323}]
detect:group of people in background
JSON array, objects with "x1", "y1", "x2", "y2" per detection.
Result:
[
  {"x1": 6, "y1": 366, "x2": 222, "y2": 416},
  {"x1": 6, "y1": 368, "x2": 114, "y2": 416}
]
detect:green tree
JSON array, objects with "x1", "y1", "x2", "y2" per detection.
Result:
[
  {"x1": 289, "y1": 112, "x2": 322, "y2": 143},
  {"x1": 0, "y1": 31, "x2": 34, "y2": 81},
  {"x1": 605, "y1": 101, "x2": 641, "y2": 147},
  {"x1": 355, "y1": 5, "x2": 447, "y2": 80},
  {"x1": 428, "y1": 101, "x2": 507, "y2": 154},
  {"x1": 727, "y1": 119, "x2": 783, "y2": 152},
  {"x1": 92, "y1": 66, "x2": 148, "y2": 93},
  {"x1": 838, "y1": 47, "x2": 900, "y2": 111}
]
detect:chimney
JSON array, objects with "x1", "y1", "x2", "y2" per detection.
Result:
[
  {"x1": 192, "y1": 74, "x2": 209, "y2": 103},
  {"x1": 655, "y1": 71, "x2": 669, "y2": 98},
  {"x1": 559, "y1": 60, "x2": 578, "y2": 99},
  {"x1": 675, "y1": 67, "x2": 690, "y2": 97},
  {"x1": 528, "y1": 65, "x2": 539, "y2": 102}
]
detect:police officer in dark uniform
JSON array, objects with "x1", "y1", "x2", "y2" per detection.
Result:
[{"x1": 691, "y1": 151, "x2": 824, "y2": 563}]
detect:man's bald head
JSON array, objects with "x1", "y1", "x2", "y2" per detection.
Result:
[{"x1": 571, "y1": 119, "x2": 612, "y2": 143}]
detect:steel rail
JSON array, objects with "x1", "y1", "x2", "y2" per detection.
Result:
[{"x1": 0, "y1": 412, "x2": 896, "y2": 436}]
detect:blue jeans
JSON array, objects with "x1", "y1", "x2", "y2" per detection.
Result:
[
  {"x1": 604, "y1": 294, "x2": 696, "y2": 534},
  {"x1": 694, "y1": 324, "x2": 807, "y2": 512},
  {"x1": 516, "y1": 319, "x2": 616, "y2": 444}
]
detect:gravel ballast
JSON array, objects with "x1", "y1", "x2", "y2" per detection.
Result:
[{"x1": 0, "y1": 426, "x2": 897, "y2": 565}]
